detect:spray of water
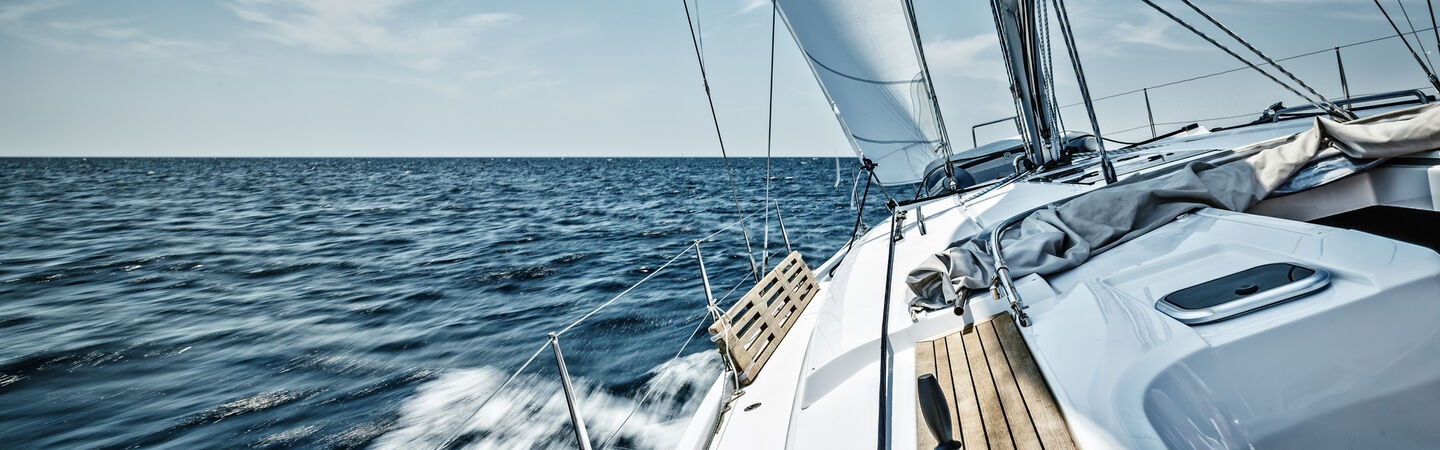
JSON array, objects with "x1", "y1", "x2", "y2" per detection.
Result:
[{"x1": 375, "y1": 352, "x2": 720, "y2": 450}]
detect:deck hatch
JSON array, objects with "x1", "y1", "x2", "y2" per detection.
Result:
[{"x1": 1155, "y1": 262, "x2": 1330, "y2": 324}]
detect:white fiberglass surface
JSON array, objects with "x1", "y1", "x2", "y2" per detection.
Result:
[{"x1": 1026, "y1": 209, "x2": 1440, "y2": 449}]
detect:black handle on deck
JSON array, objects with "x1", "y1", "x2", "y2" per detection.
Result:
[{"x1": 917, "y1": 374, "x2": 963, "y2": 450}]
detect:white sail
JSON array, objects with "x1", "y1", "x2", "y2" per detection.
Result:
[{"x1": 776, "y1": 0, "x2": 950, "y2": 186}]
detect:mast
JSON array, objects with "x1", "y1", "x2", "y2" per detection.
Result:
[{"x1": 990, "y1": 0, "x2": 1064, "y2": 167}]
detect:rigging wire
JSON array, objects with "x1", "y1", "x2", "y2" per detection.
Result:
[
  {"x1": 1176, "y1": 0, "x2": 1354, "y2": 120},
  {"x1": 1052, "y1": 0, "x2": 1117, "y2": 183},
  {"x1": 1399, "y1": 0, "x2": 1437, "y2": 72},
  {"x1": 831, "y1": 169, "x2": 872, "y2": 277},
  {"x1": 900, "y1": 0, "x2": 957, "y2": 185},
  {"x1": 1428, "y1": 0, "x2": 1440, "y2": 62},
  {"x1": 1374, "y1": 0, "x2": 1440, "y2": 91},
  {"x1": 763, "y1": 1, "x2": 777, "y2": 274},
  {"x1": 679, "y1": 0, "x2": 761, "y2": 283},
  {"x1": 1138, "y1": 0, "x2": 1343, "y2": 121},
  {"x1": 1068, "y1": 25, "x2": 1440, "y2": 109},
  {"x1": 1036, "y1": 0, "x2": 1065, "y2": 135}
]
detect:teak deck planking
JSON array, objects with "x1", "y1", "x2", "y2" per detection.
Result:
[{"x1": 915, "y1": 313, "x2": 1076, "y2": 450}]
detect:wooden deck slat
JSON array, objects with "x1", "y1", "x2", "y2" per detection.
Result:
[
  {"x1": 916, "y1": 314, "x2": 1076, "y2": 450},
  {"x1": 979, "y1": 320, "x2": 1043, "y2": 450},
  {"x1": 962, "y1": 324, "x2": 1015, "y2": 450},
  {"x1": 993, "y1": 314, "x2": 1077, "y2": 450},
  {"x1": 916, "y1": 341, "x2": 939, "y2": 450},
  {"x1": 931, "y1": 337, "x2": 964, "y2": 448},
  {"x1": 944, "y1": 332, "x2": 987, "y2": 449}
]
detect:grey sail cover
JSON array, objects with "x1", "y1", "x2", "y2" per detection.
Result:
[
  {"x1": 907, "y1": 104, "x2": 1440, "y2": 304},
  {"x1": 776, "y1": 0, "x2": 948, "y2": 185}
]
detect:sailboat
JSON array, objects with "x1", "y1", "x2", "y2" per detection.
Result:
[{"x1": 659, "y1": 0, "x2": 1440, "y2": 449}]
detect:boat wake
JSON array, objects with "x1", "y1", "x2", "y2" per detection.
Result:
[{"x1": 375, "y1": 351, "x2": 719, "y2": 449}]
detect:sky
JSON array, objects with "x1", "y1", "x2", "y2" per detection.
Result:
[{"x1": 0, "y1": 0, "x2": 1435, "y2": 157}]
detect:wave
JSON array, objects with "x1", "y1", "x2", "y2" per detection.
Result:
[{"x1": 374, "y1": 352, "x2": 720, "y2": 449}]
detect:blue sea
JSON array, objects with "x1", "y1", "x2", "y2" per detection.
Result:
[{"x1": 0, "y1": 157, "x2": 890, "y2": 449}]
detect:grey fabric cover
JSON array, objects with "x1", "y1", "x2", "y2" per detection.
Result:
[{"x1": 907, "y1": 104, "x2": 1440, "y2": 304}]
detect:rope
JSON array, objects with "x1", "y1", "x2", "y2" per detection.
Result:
[
  {"x1": 680, "y1": 0, "x2": 761, "y2": 283},
  {"x1": 1176, "y1": 0, "x2": 1353, "y2": 120},
  {"x1": 1139, "y1": 0, "x2": 1340, "y2": 120},
  {"x1": 875, "y1": 209, "x2": 901, "y2": 448}
]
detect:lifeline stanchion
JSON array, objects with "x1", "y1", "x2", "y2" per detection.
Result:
[{"x1": 549, "y1": 333, "x2": 593, "y2": 450}]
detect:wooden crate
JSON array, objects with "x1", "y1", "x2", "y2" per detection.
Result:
[{"x1": 707, "y1": 251, "x2": 819, "y2": 386}]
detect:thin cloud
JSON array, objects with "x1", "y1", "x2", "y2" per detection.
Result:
[
  {"x1": 47, "y1": 18, "x2": 205, "y2": 57},
  {"x1": 0, "y1": 0, "x2": 66, "y2": 22},
  {"x1": 1107, "y1": 16, "x2": 1205, "y2": 52},
  {"x1": 229, "y1": 0, "x2": 518, "y2": 71},
  {"x1": 1, "y1": 3, "x2": 206, "y2": 58},
  {"x1": 924, "y1": 34, "x2": 1007, "y2": 82},
  {"x1": 736, "y1": 0, "x2": 768, "y2": 15}
]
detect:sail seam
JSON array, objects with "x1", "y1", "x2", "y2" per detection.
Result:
[{"x1": 805, "y1": 52, "x2": 922, "y2": 86}]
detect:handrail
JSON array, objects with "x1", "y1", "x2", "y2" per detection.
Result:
[
  {"x1": 972, "y1": 116, "x2": 1020, "y2": 148},
  {"x1": 1272, "y1": 89, "x2": 1430, "y2": 121},
  {"x1": 969, "y1": 27, "x2": 1440, "y2": 144}
]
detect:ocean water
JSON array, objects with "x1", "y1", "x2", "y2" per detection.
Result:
[{"x1": 0, "y1": 157, "x2": 891, "y2": 449}]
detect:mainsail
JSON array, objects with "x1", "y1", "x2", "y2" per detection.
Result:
[{"x1": 776, "y1": 0, "x2": 951, "y2": 186}]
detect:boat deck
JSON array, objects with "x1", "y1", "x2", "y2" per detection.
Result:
[{"x1": 914, "y1": 313, "x2": 1076, "y2": 450}]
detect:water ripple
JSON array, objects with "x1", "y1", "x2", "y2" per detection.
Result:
[{"x1": 0, "y1": 157, "x2": 888, "y2": 448}]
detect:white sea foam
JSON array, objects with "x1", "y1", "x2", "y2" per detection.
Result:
[{"x1": 375, "y1": 352, "x2": 720, "y2": 450}]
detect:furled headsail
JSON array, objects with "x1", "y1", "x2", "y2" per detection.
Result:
[{"x1": 776, "y1": 0, "x2": 951, "y2": 186}]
